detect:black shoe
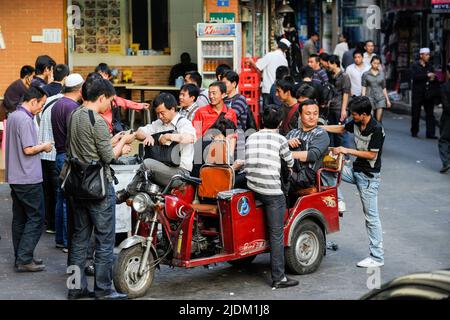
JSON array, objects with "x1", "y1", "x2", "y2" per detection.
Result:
[
  {"x1": 271, "y1": 277, "x2": 299, "y2": 289},
  {"x1": 33, "y1": 258, "x2": 43, "y2": 265},
  {"x1": 427, "y1": 136, "x2": 438, "y2": 139},
  {"x1": 85, "y1": 265, "x2": 95, "y2": 277},
  {"x1": 115, "y1": 189, "x2": 130, "y2": 204},
  {"x1": 440, "y1": 164, "x2": 450, "y2": 174},
  {"x1": 95, "y1": 291, "x2": 128, "y2": 300},
  {"x1": 411, "y1": 133, "x2": 418, "y2": 138},
  {"x1": 68, "y1": 288, "x2": 95, "y2": 300}
]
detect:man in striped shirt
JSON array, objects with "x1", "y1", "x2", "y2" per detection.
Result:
[
  {"x1": 244, "y1": 105, "x2": 298, "y2": 289},
  {"x1": 222, "y1": 70, "x2": 248, "y2": 131}
]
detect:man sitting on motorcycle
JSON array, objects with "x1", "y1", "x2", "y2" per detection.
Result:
[
  {"x1": 286, "y1": 99, "x2": 330, "y2": 197},
  {"x1": 116, "y1": 93, "x2": 196, "y2": 201}
]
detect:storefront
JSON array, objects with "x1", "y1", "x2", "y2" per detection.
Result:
[{"x1": 68, "y1": 0, "x2": 203, "y2": 101}]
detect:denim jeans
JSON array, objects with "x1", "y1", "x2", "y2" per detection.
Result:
[
  {"x1": 255, "y1": 192, "x2": 286, "y2": 282},
  {"x1": 68, "y1": 184, "x2": 116, "y2": 296},
  {"x1": 10, "y1": 184, "x2": 44, "y2": 265},
  {"x1": 55, "y1": 152, "x2": 68, "y2": 247},
  {"x1": 327, "y1": 109, "x2": 352, "y2": 148},
  {"x1": 338, "y1": 165, "x2": 384, "y2": 262},
  {"x1": 439, "y1": 114, "x2": 450, "y2": 167}
]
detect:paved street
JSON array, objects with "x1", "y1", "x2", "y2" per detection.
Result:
[{"x1": 0, "y1": 110, "x2": 449, "y2": 300}]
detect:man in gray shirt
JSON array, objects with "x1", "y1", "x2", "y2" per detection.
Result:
[
  {"x1": 67, "y1": 78, "x2": 135, "y2": 300},
  {"x1": 302, "y1": 32, "x2": 319, "y2": 67}
]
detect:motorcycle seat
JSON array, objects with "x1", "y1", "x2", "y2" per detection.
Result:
[{"x1": 191, "y1": 203, "x2": 219, "y2": 217}]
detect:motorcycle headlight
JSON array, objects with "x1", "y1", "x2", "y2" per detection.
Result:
[{"x1": 132, "y1": 193, "x2": 152, "y2": 213}]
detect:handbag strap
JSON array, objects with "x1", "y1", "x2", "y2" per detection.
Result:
[{"x1": 66, "y1": 107, "x2": 96, "y2": 160}]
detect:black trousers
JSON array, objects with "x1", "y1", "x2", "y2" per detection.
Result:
[
  {"x1": 10, "y1": 183, "x2": 44, "y2": 265},
  {"x1": 411, "y1": 95, "x2": 436, "y2": 137},
  {"x1": 41, "y1": 160, "x2": 58, "y2": 231}
]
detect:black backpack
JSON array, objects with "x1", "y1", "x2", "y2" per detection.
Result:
[{"x1": 321, "y1": 81, "x2": 338, "y2": 107}]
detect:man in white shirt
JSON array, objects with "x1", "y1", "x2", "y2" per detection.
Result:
[
  {"x1": 135, "y1": 93, "x2": 196, "y2": 187},
  {"x1": 363, "y1": 40, "x2": 376, "y2": 67},
  {"x1": 345, "y1": 51, "x2": 370, "y2": 96},
  {"x1": 333, "y1": 33, "x2": 349, "y2": 64},
  {"x1": 248, "y1": 38, "x2": 290, "y2": 112}
]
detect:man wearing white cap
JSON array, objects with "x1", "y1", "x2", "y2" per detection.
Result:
[
  {"x1": 248, "y1": 38, "x2": 290, "y2": 114},
  {"x1": 50, "y1": 73, "x2": 85, "y2": 252},
  {"x1": 410, "y1": 48, "x2": 438, "y2": 138}
]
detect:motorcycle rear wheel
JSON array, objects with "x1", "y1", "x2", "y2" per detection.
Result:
[{"x1": 113, "y1": 245, "x2": 155, "y2": 299}]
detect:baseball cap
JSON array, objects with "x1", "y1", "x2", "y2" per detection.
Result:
[{"x1": 64, "y1": 73, "x2": 84, "y2": 88}]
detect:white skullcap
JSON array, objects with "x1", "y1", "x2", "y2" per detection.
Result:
[
  {"x1": 65, "y1": 73, "x2": 84, "y2": 87},
  {"x1": 279, "y1": 38, "x2": 292, "y2": 48},
  {"x1": 419, "y1": 48, "x2": 430, "y2": 54}
]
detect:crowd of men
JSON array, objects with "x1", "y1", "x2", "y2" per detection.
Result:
[{"x1": 1, "y1": 33, "x2": 449, "y2": 298}]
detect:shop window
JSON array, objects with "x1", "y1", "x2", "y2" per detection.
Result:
[{"x1": 130, "y1": 0, "x2": 169, "y2": 53}]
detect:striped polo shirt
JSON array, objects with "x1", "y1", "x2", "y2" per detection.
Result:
[{"x1": 245, "y1": 130, "x2": 294, "y2": 195}]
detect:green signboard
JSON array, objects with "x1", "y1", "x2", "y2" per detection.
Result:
[
  {"x1": 344, "y1": 17, "x2": 363, "y2": 27},
  {"x1": 210, "y1": 13, "x2": 235, "y2": 23}
]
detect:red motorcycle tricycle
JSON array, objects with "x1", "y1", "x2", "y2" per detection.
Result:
[{"x1": 113, "y1": 144, "x2": 343, "y2": 298}]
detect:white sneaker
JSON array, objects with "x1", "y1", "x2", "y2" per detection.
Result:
[
  {"x1": 338, "y1": 200, "x2": 346, "y2": 212},
  {"x1": 357, "y1": 257, "x2": 384, "y2": 268}
]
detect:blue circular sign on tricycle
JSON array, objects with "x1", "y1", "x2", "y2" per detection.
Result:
[{"x1": 237, "y1": 196, "x2": 250, "y2": 216}]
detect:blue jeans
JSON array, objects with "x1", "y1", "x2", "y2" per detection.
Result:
[
  {"x1": 255, "y1": 193, "x2": 286, "y2": 282},
  {"x1": 55, "y1": 152, "x2": 68, "y2": 247},
  {"x1": 10, "y1": 184, "x2": 44, "y2": 265},
  {"x1": 68, "y1": 184, "x2": 116, "y2": 296},
  {"x1": 338, "y1": 165, "x2": 384, "y2": 262}
]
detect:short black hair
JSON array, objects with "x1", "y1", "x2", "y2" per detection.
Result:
[
  {"x1": 83, "y1": 78, "x2": 115, "y2": 102},
  {"x1": 349, "y1": 96, "x2": 372, "y2": 116},
  {"x1": 275, "y1": 77, "x2": 295, "y2": 96},
  {"x1": 35, "y1": 55, "x2": 56, "y2": 75},
  {"x1": 310, "y1": 32, "x2": 320, "y2": 37},
  {"x1": 210, "y1": 118, "x2": 237, "y2": 136},
  {"x1": 82, "y1": 72, "x2": 104, "y2": 100},
  {"x1": 154, "y1": 92, "x2": 177, "y2": 110},
  {"x1": 23, "y1": 85, "x2": 47, "y2": 102},
  {"x1": 20, "y1": 65, "x2": 35, "y2": 79},
  {"x1": 215, "y1": 64, "x2": 231, "y2": 80},
  {"x1": 300, "y1": 66, "x2": 315, "y2": 79},
  {"x1": 53, "y1": 64, "x2": 70, "y2": 82},
  {"x1": 185, "y1": 71, "x2": 203, "y2": 88},
  {"x1": 365, "y1": 40, "x2": 374, "y2": 46},
  {"x1": 341, "y1": 33, "x2": 349, "y2": 41},
  {"x1": 262, "y1": 105, "x2": 283, "y2": 129},
  {"x1": 222, "y1": 70, "x2": 239, "y2": 87},
  {"x1": 276, "y1": 66, "x2": 290, "y2": 81},
  {"x1": 95, "y1": 63, "x2": 111, "y2": 76},
  {"x1": 298, "y1": 99, "x2": 319, "y2": 113},
  {"x1": 353, "y1": 50, "x2": 364, "y2": 58},
  {"x1": 370, "y1": 55, "x2": 381, "y2": 64},
  {"x1": 180, "y1": 83, "x2": 200, "y2": 100},
  {"x1": 308, "y1": 54, "x2": 320, "y2": 63},
  {"x1": 328, "y1": 55, "x2": 340, "y2": 67},
  {"x1": 319, "y1": 52, "x2": 330, "y2": 62},
  {"x1": 296, "y1": 83, "x2": 316, "y2": 100},
  {"x1": 209, "y1": 81, "x2": 227, "y2": 94}
]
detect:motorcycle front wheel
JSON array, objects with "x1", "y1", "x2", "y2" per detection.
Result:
[{"x1": 113, "y1": 245, "x2": 155, "y2": 299}]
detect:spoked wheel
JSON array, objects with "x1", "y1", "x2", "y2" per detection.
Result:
[
  {"x1": 113, "y1": 245, "x2": 155, "y2": 299},
  {"x1": 285, "y1": 220, "x2": 325, "y2": 274}
]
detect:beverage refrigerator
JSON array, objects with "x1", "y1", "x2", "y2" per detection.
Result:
[{"x1": 197, "y1": 23, "x2": 242, "y2": 88}]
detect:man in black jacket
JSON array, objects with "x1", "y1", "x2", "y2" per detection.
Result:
[
  {"x1": 410, "y1": 48, "x2": 438, "y2": 139},
  {"x1": 439, "y1": 63, "x2": 450, "y2": 173}
]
